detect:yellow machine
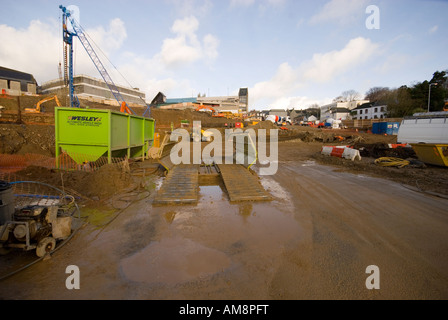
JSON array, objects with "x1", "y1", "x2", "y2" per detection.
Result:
[{"x1": 25, "y1": 95, "x2": 61, "y2": 113}]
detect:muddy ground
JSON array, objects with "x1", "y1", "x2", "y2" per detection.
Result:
[{"x1": 0, "y1": 116, "x2": 447, "y2": 301}]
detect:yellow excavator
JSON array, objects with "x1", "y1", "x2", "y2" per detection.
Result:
[{"x1": 24, "y1": 95, "x2": 61, "y2": 113}]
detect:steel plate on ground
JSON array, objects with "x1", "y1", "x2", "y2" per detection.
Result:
[
  {"x1": 153, "y1": 164, "x2": 199, "y2": 205},
  {"x1": 218, "y1": 164, "x2": 272, "y2": 202}
]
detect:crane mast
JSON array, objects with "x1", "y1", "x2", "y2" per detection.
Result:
[
  {"x1": 60, "y1": 8, "x2": 76, "y2": 108},
  {"x1": 60, "y1": 5, "x2": 137, "y2": 114}
]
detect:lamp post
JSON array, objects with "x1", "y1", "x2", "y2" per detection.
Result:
[{"x1": 428, "y1": 82, "x2": 438, "y2": 112}]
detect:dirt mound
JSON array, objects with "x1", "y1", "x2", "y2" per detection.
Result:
[
  {"x1": 353, "y1": 142, "x2": 417, "y2": 159},
  {"x1": 15, "y1": 164, "x2": 134, "y2": 200},
  {"x1": 250, "y1": 121, "x2": 278, "y2": 130},
  {"x1": 151, "y1": 108, "x2": 240, "y2": 128},
  {"x1": 0, "y1": 124, "x2": 55, "y2": 156}
]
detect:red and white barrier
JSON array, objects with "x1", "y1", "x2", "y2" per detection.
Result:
[{"x1": 321, "y1": 146, "x2": 361, "y2": 161}]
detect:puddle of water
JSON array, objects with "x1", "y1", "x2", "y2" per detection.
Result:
[
  {"x1": 258, "y1": 177, "x2": 293, "y2": 212},
  {"x1": 81, "y1": 208, "x2": 117, "y2": 228},
  {"x1": 120, "y1": 236, "x2": 230, "y2": 285},
  {"x1": 164, "y1": 211, "x2": 176, "y2": 224},
  {"x1": 152, "y1": 176, "x2": 164, "y2": 192},
  {"x1": 301, "y1": 160, "x2": 316, "y2": 167},
  {"x1": 136, "y1": 168, "x2": 302, "y2": 288},
  {"x1": 199, "y1": 184, "x2": 226, "y2": 202}
]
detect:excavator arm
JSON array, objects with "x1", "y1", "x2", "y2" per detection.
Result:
[
  {"x1": 120, "y1": 101, "x2": 133, "y2": 114},
  {"x1": 24, "y1": 95, "x2": 61, "y2": 113}
]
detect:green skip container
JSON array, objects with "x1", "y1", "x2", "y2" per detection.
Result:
[{"x1": 55, "y1": 107, "x2": 155, "y2": 164}]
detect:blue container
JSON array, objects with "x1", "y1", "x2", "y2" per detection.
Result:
[
  {"x1": 372, "y1": 122, "x2": 400, "y2": 135},
  {"x1": 372, "y1": 122, "x2": 383, "y2": 134},
  {"x1": 384, "y1": 122, "x2": 400, "y2": 135},
  {"x1": 392, "y1": 122, "x2": 400, "y2": 135}
]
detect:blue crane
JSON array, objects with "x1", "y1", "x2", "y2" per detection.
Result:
[{"x1": 59, "y1": 5, "x2": 151, "y2": 117}]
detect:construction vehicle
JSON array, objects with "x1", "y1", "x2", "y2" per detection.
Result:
[
  {"x1": 266, "y1": 115, "x2": 291, "y2": 125},
  {"x1": 196, "y1": 105, "x2": 215, "y2": 113},
  {"x1": 24, "y1": 95, "x2": 61, "y2": 113},
  {"x1": 196, "y1": 105, "x2": 225, "y2": 117},
  {"x1": 59, "y1": 5, "x2": 151, "y2": 117}
]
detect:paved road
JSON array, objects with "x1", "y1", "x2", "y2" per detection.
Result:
[{"x1": 1, "y1": 160, "x2": 447, "y2": 299}]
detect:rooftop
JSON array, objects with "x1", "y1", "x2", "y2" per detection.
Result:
[{"x1": 0, "y1": 66, "x2": 37, "y2": 84}]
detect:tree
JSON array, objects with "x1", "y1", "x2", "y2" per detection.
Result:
[
  {"x1": 428, "y1": 70, "x2": 448, "y2": 111},
  {"x1": 333, "y1": 95, "x2": 344, "y2": 102},
  {"x1": 342, "y1": 90, "x2": 361, "y2": 102},
  {"x1": 365, "y1": 87, "x2": 390, "y2": 102},
  {"x1": 430, "y1": 70, "x2": 448, "y2": 87},
  {"x1": 333, "y1": 90, "x2": 361, "y2": 102},
  {"x1": 384, "y1": 86, "x2": 424, "y2": 117},
  {"x1": 306, "y1": 104, "x2": 320, "y2": 118},
  {"x1": 407, "y1": 71, "x2": 448, "y2": 111}
]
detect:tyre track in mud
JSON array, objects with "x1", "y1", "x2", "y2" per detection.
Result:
[{"x1": 268, "y1": 160, "x2": 448, "y2": 299}]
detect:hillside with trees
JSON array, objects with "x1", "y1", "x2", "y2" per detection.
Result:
[{"x1": 364, "y1": 70, "x2": 447, "y2": 117}]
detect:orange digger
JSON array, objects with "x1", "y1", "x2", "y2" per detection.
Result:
[{"x1": 24, "y1": 95, "x2": 61, "y2": 113}]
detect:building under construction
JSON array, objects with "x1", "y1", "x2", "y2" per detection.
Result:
[
  {"x1": 154, "y1": 88, "x2": 249, "y2": 113},
  {"x1": 39, "y1": 74, "x2": 147, "y2": 107}
]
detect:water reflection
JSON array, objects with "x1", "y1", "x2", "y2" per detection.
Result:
[{"x1": 238, "y1": 203, "x2": 253, "y2": 217}]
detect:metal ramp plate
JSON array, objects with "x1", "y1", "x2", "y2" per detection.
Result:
[
  {"x1": 218, "y1": 164, "x2": 272, "y2": 202},
  {"x1": 153, "y1": 164, "x2": 199, "y2": 205}
]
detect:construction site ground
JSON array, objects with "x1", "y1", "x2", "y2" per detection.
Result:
[{"x1": 0, "y1": 106, "x2": 448, "y2": 300}]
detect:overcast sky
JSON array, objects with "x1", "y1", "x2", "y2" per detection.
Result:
[{"x1": 0, "y1": 0, "x2": 446, "y2": 110}]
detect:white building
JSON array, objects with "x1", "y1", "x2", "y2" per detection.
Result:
[
  {"x1": 197, "y1": 88, "x2": 249, "y2": 113},
  {"x1": 320, "y1": 100, "x2": 369, "y2": 121},
  {"x1": 352, "y1": 102, "x2": 387, "y2": 119}
]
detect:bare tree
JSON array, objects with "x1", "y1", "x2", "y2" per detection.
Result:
[
  {"x1": 333, "y1": 90, "x2": 361, "y2": 102},
  {"x1": 333, "y1": 95, "x2": 345, "y2": 102},
  {"x1": 342, "y1": 90, "x2": 361, "y2": 101},
  {"x1": 365, "y1": 87, "x2": 390, "y2": 102}
]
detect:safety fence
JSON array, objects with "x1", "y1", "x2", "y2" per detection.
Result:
[{"x1": 0, "y1": 152, "x2": 128, "y2": 173}]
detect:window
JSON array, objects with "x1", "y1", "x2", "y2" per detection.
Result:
[
  {"x1": 359, "y1": 109, "x2": 363, "y2": 114},
  {"x1": 374, "y1": 108, "x2": 378, "y2": 113}
]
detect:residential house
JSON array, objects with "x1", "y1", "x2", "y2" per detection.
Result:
[
  {"x1": 268, "y1": 109, "x2": 288, "y2": 118},
  {"x1": 352, "y1": 102, "x2": 387, "y2": 119},
  {"x1": 320, "y1": 100, "x2": 369, "y2": 121}
]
